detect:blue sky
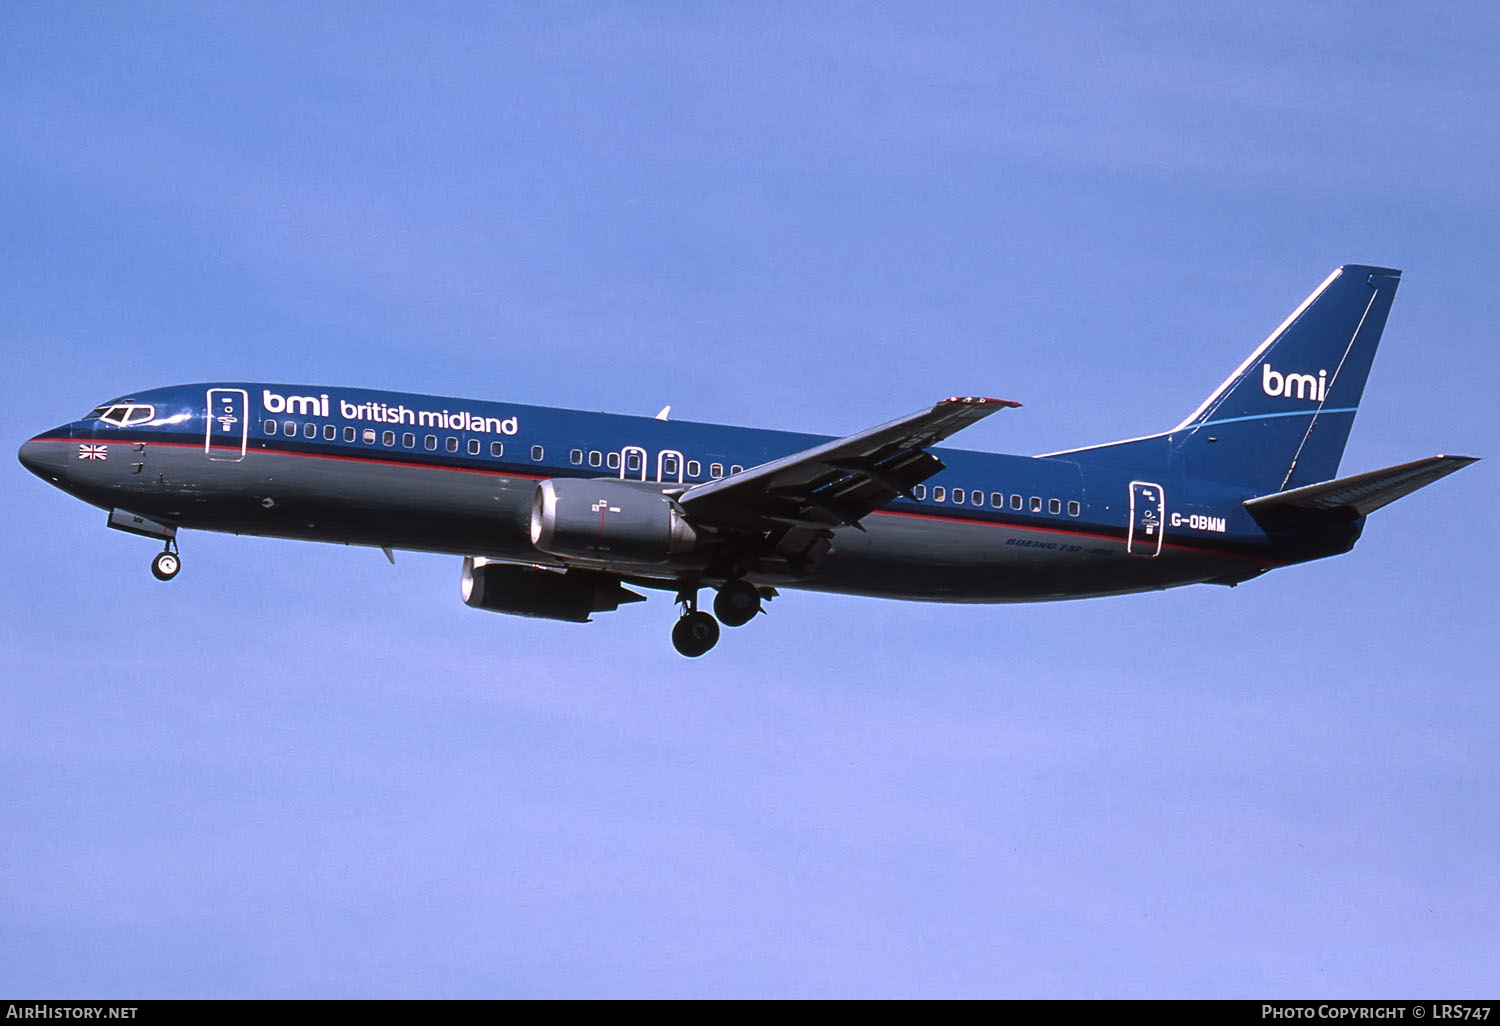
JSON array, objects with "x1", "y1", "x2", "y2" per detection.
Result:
[{"x1": 3, "y1": 3, "x2": 1496, "y2": 998}]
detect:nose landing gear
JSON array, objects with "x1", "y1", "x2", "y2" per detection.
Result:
[
  {"x1": 150, "y1": 539, "x2": 181, "y2": 581},
  {"x1": 105, "y1": 509, "x2": 182, "y2": 581}
]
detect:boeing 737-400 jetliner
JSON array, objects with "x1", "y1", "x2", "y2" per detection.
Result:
[{"x1": 19, "y1": 265, "x2": 1477, "y2": 655}]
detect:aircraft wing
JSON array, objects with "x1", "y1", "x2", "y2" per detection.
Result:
[
  {"x1": 677, "y1": 396, "x2": 1018, "y2": 562},
  {"x1": 1245, "y1": 454, "x2": 1478, "y2": 517}
]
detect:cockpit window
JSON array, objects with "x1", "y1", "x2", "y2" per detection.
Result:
[{"x1": 94, "y1": 403, "x2": 156, "y2": 426}]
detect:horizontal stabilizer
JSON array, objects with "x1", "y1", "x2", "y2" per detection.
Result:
[{"x1": 1245, "y1": 455, "x2": 1478, "y2": 517}]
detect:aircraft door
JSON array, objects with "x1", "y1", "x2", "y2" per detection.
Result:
[
  {"x1": 205, "y1": 388, "x2": 249, "y2": 462},
  {"x1": 619, "y1": 445, "x2": 648, "y2": 482},
  {"x1": 1127, "y1": 481, "x2": 1165, "y2": 557},
  {"x1": 656, "y1": 449, "x2": 684, "y2": 484}
]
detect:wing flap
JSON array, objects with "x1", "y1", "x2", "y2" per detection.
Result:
[
  {"x1": 679, "y1": 396, "x2": 1018, "y2": 532},
  {"x1": 1245, "y1": 454, "x2": 1478, "y2": 517}
]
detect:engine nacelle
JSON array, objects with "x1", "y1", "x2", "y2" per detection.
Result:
[
  {"x1": 460, "y1": 557, "x2": 644, "y2": 622},
  {"x1": 530, "y1": 478, "x2": 697, "y2": 564}
]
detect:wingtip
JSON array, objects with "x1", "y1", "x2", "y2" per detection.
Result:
[{"x1": 943, "y1": 395, "x2": 1022, "y2": 409}]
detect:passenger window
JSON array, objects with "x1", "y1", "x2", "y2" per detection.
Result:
[
  {"x1": 425, "y1": 435, "x2": 437, "y2": 450},
  {"x1": 363, "y1": 429, "x2": 376, "y2": 444},
  {"x1": 1030, "y1": 496, "x2": 1042, "y2": 512},
  {"x1": 344, "y1": 427, "x2": 357, "y2": 442},
  {"x1": 468, "y1": 439, "x2": 481, "y2": 455},
  {"x1": 952, "y1": 488, "x2": 965, "y2": 505},
  {"x1": 304, "y1": 422, "x2": 316, "y2": 438},
  {"x1": 1049, "y1": 498, "x2": 1061, "y2": 514},
  {"x1": 933, "y1": 486, "x2": 946, "y2": 502},
  {"x1": 324, "y1": 425, "x2": 336, "y2": 441},
  {"x1": 570, "y1": 449, "x2": 584, "y2": 465},
  {"x1": 991, "y1": 492, "x2": 1003, "y2": 508},
  {"x1": 1011, "y1": 494, "x2": 1022, "y2": 510},
  {"x1": 263, "y1": 419, "x2": 275, "y2": 434},
  {"x1": 731, "y1": 465, "x2": 743, "y2": 475},
  {"x1": 531, "y1": 445, "x2": 544, "y2": 461},
  {"x1": 663, "y1": 455, "x2": 678, "y2": 475},
  {"x1": 404, "y1": 432, "x2": 416, "y2": 448},
  {"x1": 490, "y1": 441, "x2": 503, "y2": 457},
  {"x1": 383, "y1": 430, "x2": 395, "y2": 446},
  {"x1": 913, "y1": 484, "x2": 926, "y2": 500},
  {"x1": 607, "y1": 452, "x2": 621, "y2": 470},
  {"x1": 284, "y1": 421, "x2": 298, "y2": 436},
  {"x1": 589, "y1": 451, "x2": 602, "y2": 468},
  {"x1": 626, "y1": 452, "x2": 641, "y2": 472},
  {"x1": 687, "y1": 460, "x2": 701, "y2": 478},
  {"x1": 1068, "y1": 500, "x2": 1081, "y2": 517},
  {"x1": 446, "y1": 437, "x2": 459, "y2": 453},
  {"x1": 710, "y1": 463, "x2": 723, "y2": 479}
]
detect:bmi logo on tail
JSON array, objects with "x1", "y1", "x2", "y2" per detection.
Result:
[{"x1": 1262, "y1": 364, "x2": 1328, "y2": 401}]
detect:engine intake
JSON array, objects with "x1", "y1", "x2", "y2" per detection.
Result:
[
  {"x1": 461, "y1": 557, "x2": 644, "y2": 622},
  {"x1": 531, "y1": 478, "x2": 697, "y2": 563}
]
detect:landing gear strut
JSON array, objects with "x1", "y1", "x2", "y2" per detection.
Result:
[
  {"x1": 671, "y1": 586, "x2": 720, "y2": 657},
  {"x1": 151, "y1": 539, "x2": 181, "y2": 582},
  {"x1": 713, "y1": 579, "x2": 762, "y2": 627}
]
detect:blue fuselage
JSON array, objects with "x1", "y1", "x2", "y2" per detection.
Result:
[{"x1": 18, "y1": 382, "x2": 1359, "y2": 602}]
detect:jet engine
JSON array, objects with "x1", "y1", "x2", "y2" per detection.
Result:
[
  {"x1": 460, "y1": 557, "x2": 644, "y2": 623},
  {"x1": 530, "y1": 478, "x2": 698, "y2": 564}
]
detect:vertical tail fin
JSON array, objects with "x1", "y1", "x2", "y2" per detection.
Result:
[{"x1": 1059, "y1": 265, "x2": 1402, "y2": 494}]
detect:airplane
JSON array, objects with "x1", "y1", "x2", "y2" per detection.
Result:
[{"x1": 18, "y1": 264, "x2": 1477, "y2": 656}]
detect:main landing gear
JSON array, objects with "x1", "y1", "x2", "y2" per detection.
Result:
[
  {"x1": 712, "y1": 579, "x2": 762, "y2": 628},
  {"x1": 671, "y1": 609, "x2": 720, "y2": 658},
  {"x1": 150, "y1": 539, "x2": 181, "y2": 581},
  {"x1": 670, "y1": 579, "x2": 767, "y2": 657}
]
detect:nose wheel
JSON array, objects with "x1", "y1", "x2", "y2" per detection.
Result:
[{"x1": 151, "y1": 541, "x2": 181, "y2": 581}]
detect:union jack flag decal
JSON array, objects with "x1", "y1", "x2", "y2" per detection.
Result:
[{"x1": 78, "y1": 444, "x2": 108, "y2": 461}]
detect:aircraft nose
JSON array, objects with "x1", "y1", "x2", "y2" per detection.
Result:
[
  {"x1": 18, "y1": 436, "x2": 45, "y2": 474},
  {"x1": 18, "y1": 432, "x2": 68, "y2": 481}
]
